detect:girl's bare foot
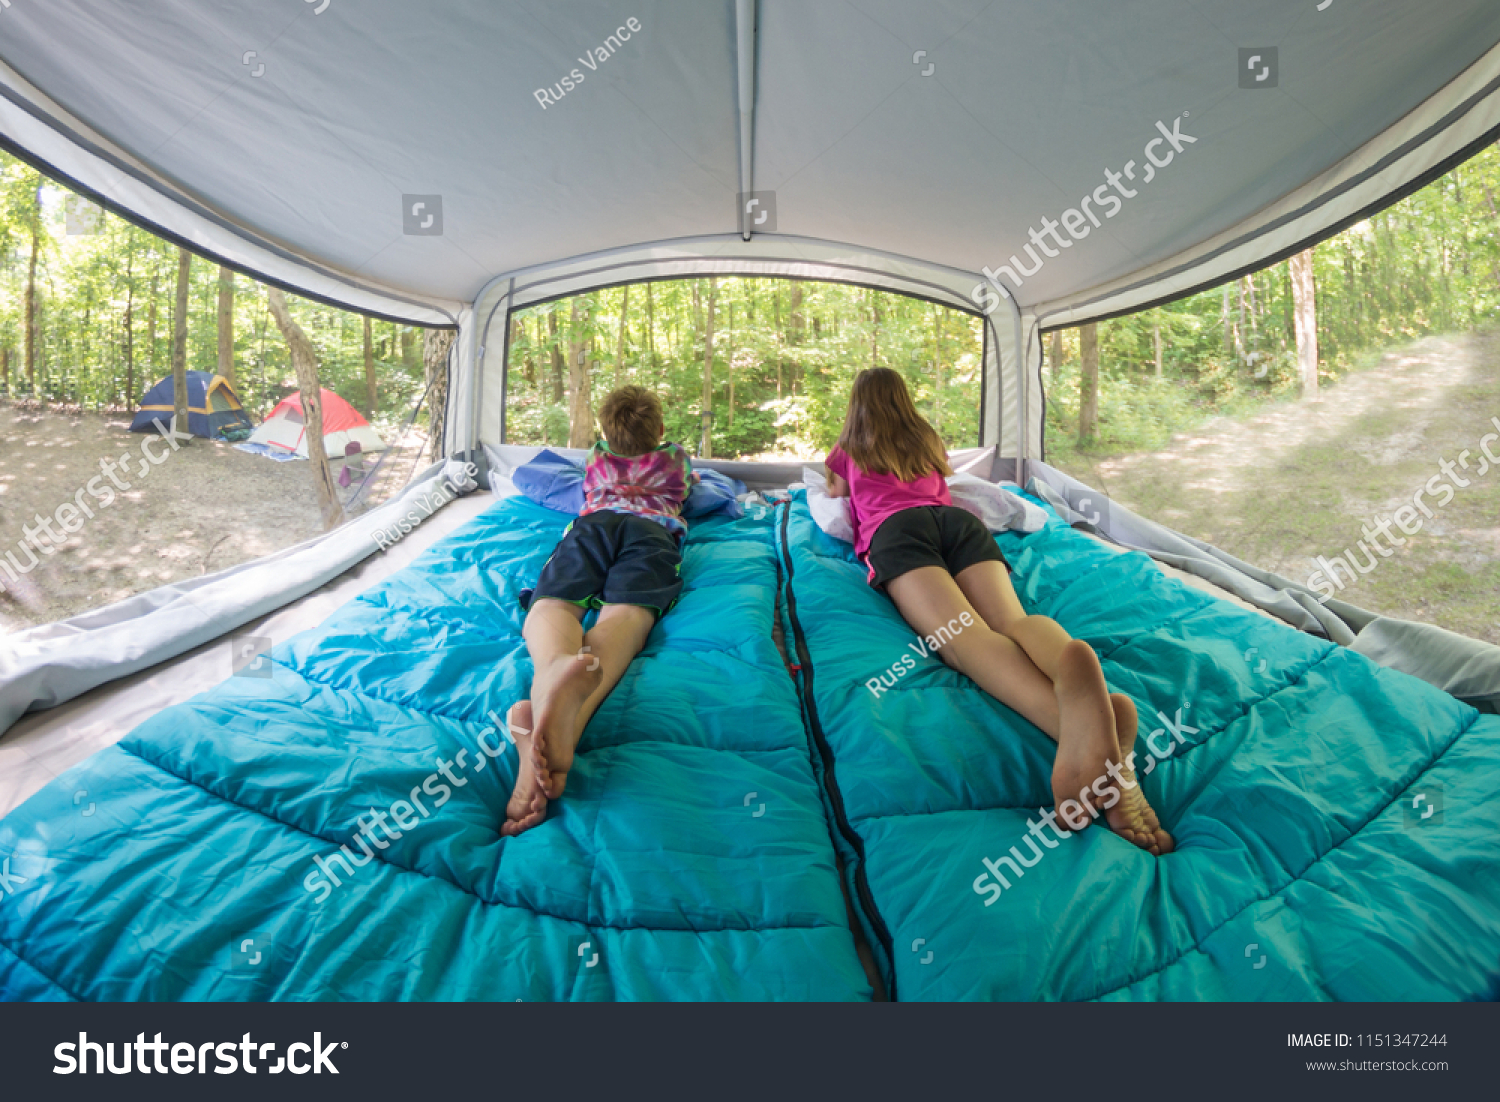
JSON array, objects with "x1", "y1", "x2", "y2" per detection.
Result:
[
  {"x1": 531, "y1": 652, "x2": 603, "y2": 801},
  {"x1": 502, "y1": 700, "x2": 546, "y2": 837},
  {"x1": 1050, "y1": 640, "x2": 1121, "y2": 830},
  {"x1": 1050, "y1": 643, "x2": 1174, "y2": 856},
  {"x1": 1108, "y1": 694, "x2": 1175, "y2": 856}
]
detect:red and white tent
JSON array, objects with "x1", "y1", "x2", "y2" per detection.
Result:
[{"x1": 247, "y1": 389, "x2": 386, "y2": 459}]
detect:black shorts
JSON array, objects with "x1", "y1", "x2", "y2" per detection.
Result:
[
  {"x1": 520, "y1": 510, "x2": 684, "y2": 618},
  {"x1": 863, "y1": 505, "x2": 1010, "y2": 589}
]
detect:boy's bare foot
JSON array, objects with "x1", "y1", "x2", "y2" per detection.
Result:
[
  {"x1": 1108, "y1": 694, "x2": 1175, "y2": 856},
  {"x1": 501, "y1": 700, "x2": 546, "y2": 837},
  {"x1": 531, "y1": 652, "x2": 603, "y2": 801}
]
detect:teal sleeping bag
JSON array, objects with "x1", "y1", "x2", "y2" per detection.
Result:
[
  {"x1": 776, "y1": 491, "x2": 1500, "y2": 1001},
  {"x1": 0, "y1": 496, "x2": 872, "y2": 1001}
]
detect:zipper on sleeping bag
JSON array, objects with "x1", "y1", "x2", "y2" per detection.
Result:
[{"x1": 773, "y1": 498, "x2": 897, "y2": 999}]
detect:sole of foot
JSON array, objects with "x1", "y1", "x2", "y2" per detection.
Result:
[
  {"x1": 532, "y1": 652, "x2": 604, "y2": 801},
  {"x1": 501, "y1": 699, "x2": 546, "y2": 837},
  {"x1": 1050, "y1": 639, "x2": 1122, "y2": 819},
  {"x1": 1106, "y1": 693, "x2": 1176, "y2": 856}
]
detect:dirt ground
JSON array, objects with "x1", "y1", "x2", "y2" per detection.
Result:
[
  {"x1": 1053, "y1": 331, "x2": 1500, "y2": 645},
  {"x1": 0, "y1": 403, "x2": 428, "y2": 635}
]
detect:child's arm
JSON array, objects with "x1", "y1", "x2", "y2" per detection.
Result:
[{"x1": 824, "y1": 446, "x2": 850, "y2": 498}]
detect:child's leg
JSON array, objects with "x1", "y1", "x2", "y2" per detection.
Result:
[
  {"x1": 955, "y1": 558, "x2": 1139, "y2": 757},
  {"x1": 502, "y1": 598, "x2": 602, "y2": 836},
  {"x1": 529, "y1": 602, "x2": 655, "y2": 800},
  {"x1": 885, "y1": 566, "x2": 1171, "y2": 854},
  {"x1": 884, "y1": 565, "x2": 1061, "y2": 737},
  {"x1": 953, "y1": 560, "x2": 1073, "y2": 679}
]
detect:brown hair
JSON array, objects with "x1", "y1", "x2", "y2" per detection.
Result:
[
  {"x1": 835, "y1": 368, "x2": 952, "y2": 481},
  {"x1": 597, "y1": 385, "x2": 665, "y2": 456}
]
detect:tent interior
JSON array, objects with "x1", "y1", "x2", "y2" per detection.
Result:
[{"x1": 2, "y1": 1, "x2": 1500, "y2": 1001}]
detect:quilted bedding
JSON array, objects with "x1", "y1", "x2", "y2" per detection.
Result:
[
  {"x1": 0, "y1": 496, "x2": 871, "y2": 1001},
  {"x1": 776, "y1": 492, "x2": 1500, "y2": 1001}
]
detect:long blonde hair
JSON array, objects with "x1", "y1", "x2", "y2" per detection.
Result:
[{"x1": 835, "y1": 368, "x2": 952, "y2": 481}]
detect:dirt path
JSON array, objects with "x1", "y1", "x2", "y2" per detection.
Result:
[
  {"x1": 1053, "y1": 331, "x2": 1500, "y2": 645},
  {"x1": 0, "y1": 404, "x2": 430, "y2": 635}
]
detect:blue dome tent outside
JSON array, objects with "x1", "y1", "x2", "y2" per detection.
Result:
[{"x1": 129, "y1": 370, "x2": 253, "y2": 440}]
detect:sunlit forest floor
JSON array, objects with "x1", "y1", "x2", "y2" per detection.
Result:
[
  {"x1": 0, "y1": 406, "x2": 429, "y2": 634},
  {"x1": 1051, "y1": 328, "x2": 1500, "y2": 645}
]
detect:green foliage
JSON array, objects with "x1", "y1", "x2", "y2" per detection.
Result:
[
  {"x1": 0, "y1": 152, "x2": 432, "y2": 431},
  {"x1": 505, "y1": 279, "x2": 984, "y2": 459}
]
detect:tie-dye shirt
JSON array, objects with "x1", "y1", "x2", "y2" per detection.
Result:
[{"x1": 581, "y1": 441, "x2": 696, "y2": 537}]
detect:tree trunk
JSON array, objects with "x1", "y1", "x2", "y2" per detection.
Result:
[
  {"x1": 1220, "y1": 283, "x2": 1232, "y2": 361},
  {"x1": 1290, "y1": 247, "x2": 1319, "y2": 401},
  {"x1": 566, "y1": 297, "x2": 593, "y2": 448},
  {"x1": 614, "y1": 284, "x2": 630, "y2": 388},
  {"x1": 424, "y1": 328, "x2": 455, "y2": 458},
  {"x1": 788, "y1": 282, "x2": 804, "y2": 394},
  {"x1": 514, "y1": 317, "x2": 534, "y2": 386},
  {"x1": 23, "y1": 174, "x2": 41, "y2": 392},
  {"x1": 700, "y1": 277, "x2": 718, "y2": 457},
  {"x1": 1153, "y1": 322, "x2": 1162, "y2": 380},
  {"x1": 363, "y1": 315, "x2": 377, "y2": 414},
  {"x1": 931, "y1": 304, "x2": 944, "y2": 435},
  {"x1": 548, "y1": 310, "x2": 565, "y2": 404},
  {"x1": 216, "y1": 265, "x2": 236, "y2": 387},
  {"x1": 1078, "y1": 322, "x2": 1099, "y2": 444},
  {"x1": 401, "y1": 327, "x2": 419, "y2": 369},
  {"x1": 774, "y1": 286, "x2": 783, "y2": 398},
  {"x1": 147, "y1": 267, "x2": 159, "y2": 375},
  {"x1": 123, "y1": 244, "x2": 135, "y2": 410},
  {"x1": 266, "y1": 288, "x2": 345, "y2": 529},
  {"x1": 1, "y1": 348, "x2": 9, "y2": 396},
  {"x1": 171, "y1": 247, "x2": 192, "y2": 441},
  {"x1": 645, "y1": 282, "x2": 656, "y2": 366},
  {"x1": 1050, "y1": 329, "x2": 1064, "y2": 378}
]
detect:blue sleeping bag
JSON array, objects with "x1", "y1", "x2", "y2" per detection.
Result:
[
  {"x1": 774, "y1": 491, "x2": 1500, "y2": 1001},
  {"x1": 0, "y1": 496, "x2": 870, "y2": 1001}
]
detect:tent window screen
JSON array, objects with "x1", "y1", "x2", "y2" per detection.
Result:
[{"x1": 503, "y1": 278, "x2": 983, "y2": 460}]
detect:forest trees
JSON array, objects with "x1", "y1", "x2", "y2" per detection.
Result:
[
  {"x1": 0, "y1": 151, "x2": 435, "y2": 442},
  {"x1": 7, "y1": 135, "x2": 1500, "y2": 464},
  {"x1": 504, "y1": 277, "x2": 986, "y2": 461},
  {"x1": 1290, "y1": 247, "x2": 1319, "y2": 400}
]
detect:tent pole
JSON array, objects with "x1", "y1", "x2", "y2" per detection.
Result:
[
  {"x1": 735, "y1": 0, "x2": 757, "y2": 240},
  {"x1": 1003, "y1": 291, "x2": 1028, "y2": 488}
]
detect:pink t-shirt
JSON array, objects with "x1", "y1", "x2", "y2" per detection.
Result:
[{"x1": 824, "y1": 444, "x2": 951, "y2": 560}]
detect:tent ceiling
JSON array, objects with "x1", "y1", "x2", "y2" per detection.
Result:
[{"x1": 2, "y1": 1, "x2": 1499, "y2": 321}]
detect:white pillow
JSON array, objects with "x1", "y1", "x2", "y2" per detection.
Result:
[
  {"x1": 801, "y1": 465, "x2": 1046, "y2": 544},
  {"x1": 947, "y1": 472, "x2": 1048, "y2": 533},
  {"x1": 802, "y1": 466, "x2": 856, "y2": 544}
]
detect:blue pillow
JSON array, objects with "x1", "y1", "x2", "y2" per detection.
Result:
[
  {"x1": 511, "y1": 449, "x2": 746, "y2": 520},
  {"x1": 683, "y1": 467, "x2": 746, "y2": 519},
  {"x1": 511, "y1": 449, "x2": 585, "y2": 514}
]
